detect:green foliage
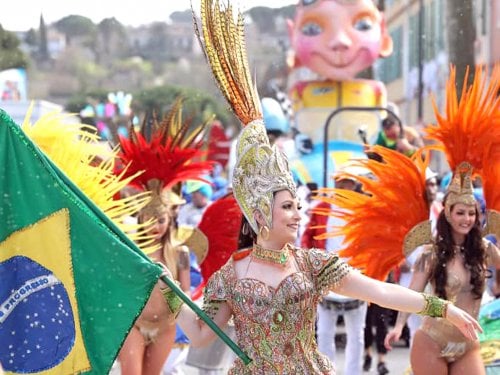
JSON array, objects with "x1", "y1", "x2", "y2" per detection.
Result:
[
  {"x1": 55, "y1": 15, "x2": 96, "y2": 43},
  {"x1": 132, "y1": 86, "x2": 233, "y2": 128},
  {"x1": 0, "y1": 25, "x2": 29, "y2": 69},
  {"x1": 247, "y1": 7, "x2": 277, "y2": 34},
  {"x1": 169, "y1": 10, "x2": 192, "y2": 23}
]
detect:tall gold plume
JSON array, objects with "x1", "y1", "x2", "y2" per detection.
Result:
[{"x1": 193, "y1": 0, "x2": 262, "y2": 124}]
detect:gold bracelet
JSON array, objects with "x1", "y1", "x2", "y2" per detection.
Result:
[
  {"x1": 418, "y1": 293, "x2": 449, "y2": 318},
  {"x1": 161, "y1": 285, "x2": 184, "y2": 318}
]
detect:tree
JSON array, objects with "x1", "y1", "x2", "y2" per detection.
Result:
[
  {"x1": 445, "y1": 0, "x2": 475, "y2": 96},
  {"x1": 39, "y1": 15, "x2": 50, "y2": 62},
  {"x1": 0, "y1": 25, "x2": 29, "y2": 70},
  {"x1": 247, "y1": 7, "x2": 277, "y2": 34},
  {"x1": 169, "y1": 10, "x2": 192, "y2": 23},
  {"x1": 55, "y1": 15, "x2": 96, "y2": 45},
  {"x1": 94, "y1": 18, "x2": 129, "y2": 65}
]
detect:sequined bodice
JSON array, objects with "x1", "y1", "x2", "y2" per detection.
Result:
[{"x1": 204, "y1": 246, "x2": 352, "y2": 374}]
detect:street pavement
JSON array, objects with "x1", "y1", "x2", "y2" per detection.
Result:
[{"x1": 110, "y1": 341, "x2": 412, "y2": 375}]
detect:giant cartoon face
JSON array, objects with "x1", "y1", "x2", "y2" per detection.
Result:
[{"x1": 288, "y1": 0, "x2": 393, "y2": 81}]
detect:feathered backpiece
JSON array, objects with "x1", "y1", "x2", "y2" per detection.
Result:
[
  {"x1": 426, "y1": 65, "x2": 500, "y2": 174},
  {"x1": 313, "y1": 146, "x2": 431, "y2": 281},
  {"x1": 21, "y1": 103, "x2": 152, "y2": 251},
  {"x1": 116, "y1": 97, "x2": 214, "y2": 218},
  {"x1": 194, "y1": 0, "x2": 296, "y2": 233},
  {"x1": 425, "y1": 65, "x2": 500, "y2": 238},
  {"x1": 197, "y1": 193, "x2": 242, "y2": 280}
]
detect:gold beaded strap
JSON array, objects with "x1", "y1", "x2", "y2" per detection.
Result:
[
  {"x1": 418, "y1": 293, "x2": 450, "y2": 318},
  {"x1": 161, "y1": 282, "x2": 184, "y2": 318}
]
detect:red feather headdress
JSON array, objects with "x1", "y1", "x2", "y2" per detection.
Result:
[
  {"x1": 197, "y1": 193, "x2": 242, "y2": 281},
  {"x1": 116, "y1": 97, "x2": 215, "y2": 215}
]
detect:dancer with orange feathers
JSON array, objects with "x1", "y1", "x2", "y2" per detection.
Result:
[{"x1": 312, "y1": 65, "x2": 500, "y2": 374}]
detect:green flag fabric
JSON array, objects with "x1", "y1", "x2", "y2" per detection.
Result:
[{"x1": 0, "y1": 109, "x2": 162, "y2": 374}]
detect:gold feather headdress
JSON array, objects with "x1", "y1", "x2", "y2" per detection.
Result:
[{"x1": 194, "y1": 0, "x2": 296, "y2": 233}]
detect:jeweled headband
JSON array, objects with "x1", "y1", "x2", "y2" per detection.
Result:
[
  {"x1": 232, "y1": 120, "x2": 297, "y2": 233},
  {"x1": 444, "y1": 162, "x2": 476, "y2": 220}
]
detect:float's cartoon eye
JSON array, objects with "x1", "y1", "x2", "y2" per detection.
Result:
[
  {"x1": 354, "y1": 17, "x2": 374, "y2": 31},
  {"x1": 301, "y1": 22, "x2": 323, "y2": 36}
]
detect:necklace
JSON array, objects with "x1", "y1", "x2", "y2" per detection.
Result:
[
  {"x1": 252, "y1": 243, "x2": 290, "y2": 266},
  {"x1": 452, "y1": 244, "x2": 465, "y2": 255}
]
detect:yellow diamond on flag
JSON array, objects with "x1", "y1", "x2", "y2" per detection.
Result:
[{"x1": 0, "y1": 209, "x2": 90, "y2": 374}]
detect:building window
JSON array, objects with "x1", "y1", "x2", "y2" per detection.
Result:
[{"x1": 377, "y1": 26, "x2": 403, "y2": 83}]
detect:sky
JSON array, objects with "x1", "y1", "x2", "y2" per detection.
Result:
[{"x1": 1, "y1": 0, "x2": 297, "y2": 31}]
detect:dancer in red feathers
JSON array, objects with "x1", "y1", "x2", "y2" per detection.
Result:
[{"x1": 117, "y1": 98, "x2": 213, "y2": 375}]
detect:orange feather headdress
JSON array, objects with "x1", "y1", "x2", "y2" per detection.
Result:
[
  {"x1": 313, "y1": 146, "x2": 431, "y2": 281},
  {"x1": 425, "y1": 65, "x2": 500, "y2": 238}
]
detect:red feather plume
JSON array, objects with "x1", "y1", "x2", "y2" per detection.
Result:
[
  {"x1": 197, "y1": 193, "x2": 242, "y2": 280},
  {"x1": 116, "y1": 98, "x2": 215, "y2": 190}
]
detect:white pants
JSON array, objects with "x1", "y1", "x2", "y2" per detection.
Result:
[
  {"x1": 163, "y1": 346, "x2": 189, "y2": 375},
  {"x1": 317, "y1": 300, "x2": 367, "y2": 375}
]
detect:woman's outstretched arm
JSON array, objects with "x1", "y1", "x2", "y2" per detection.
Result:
[{"x1": 335, "y1": 271, "x2": 482, "y2": 342}]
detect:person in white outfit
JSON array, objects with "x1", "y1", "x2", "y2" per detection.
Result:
[
  {"x1": 301, "y1": 172, "x2": 367, "y2": 375},
  {"x1": 397, "y1": 168, "x2": 442, "y2": 344}
]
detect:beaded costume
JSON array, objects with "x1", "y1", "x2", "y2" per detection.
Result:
[
  {"x1": 204, "y1": 246, "x2": 352, "y2": 374},
  {"x1": 191, "y1": 0, "x2": 356, "y2": 372}
]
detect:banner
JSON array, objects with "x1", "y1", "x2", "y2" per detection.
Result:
[{"x1": 0, "y1": 109, "x2": 161, "y2": 374}]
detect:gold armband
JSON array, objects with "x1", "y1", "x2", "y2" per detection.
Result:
[
  {"x1": 418, "y1": 293, "x2": 450, "y2": 318},
  {"x1": 160, "y1": 281, "x2": 184, "y2": 318}
]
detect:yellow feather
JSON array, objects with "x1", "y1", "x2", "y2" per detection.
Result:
[{"x1": 21, "y1": 104, "x2": 153, "y2": 254}]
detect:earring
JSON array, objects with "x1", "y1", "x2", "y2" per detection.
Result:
[
  {"x1": 259, "y1": 225, "x2": 270, "y2": 241},
  {"x1": 242, "y1": 222, "x2": 250, "y2": 235}
]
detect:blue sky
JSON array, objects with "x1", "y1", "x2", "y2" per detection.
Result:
[{"x1": 1, "y1": 0, "x2": 297, "y2": 31}]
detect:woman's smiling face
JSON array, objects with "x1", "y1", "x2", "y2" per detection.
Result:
[{"x1": 267, "y1": 190, "x2": 302, "y2": 246}]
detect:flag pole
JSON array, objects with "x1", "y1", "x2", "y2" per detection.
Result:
[{"x1": 159, "y1": 275, "x2": 252, "y2": 365}]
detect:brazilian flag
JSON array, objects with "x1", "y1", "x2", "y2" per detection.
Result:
[{"x1": 0, "y1": 109, "x2": 162, "y2": 373}]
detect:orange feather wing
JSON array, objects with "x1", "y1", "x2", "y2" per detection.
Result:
[{"x1": 313, "y1": 146, "x2": 430, "y2": 281}]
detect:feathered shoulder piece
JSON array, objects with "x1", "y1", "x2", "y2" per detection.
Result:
[
  {"x1": 21, "y1": 103, "x2": 151, "y2": 249},
  {"x1": 193, "y1": 0, "x2": 296, "y2": 233},
  {"x1": 425, "y1": 65, "x2": 500, "y2": 238},
  {"x1": 116, "y1": 97, "x2": 214, "y2": 195},
  {"x1": 197, "y1": 193, "x2": 242, "y2": 280},
  {"x1": 313, "y1": 146, "x2": 431, "y2": 281}
]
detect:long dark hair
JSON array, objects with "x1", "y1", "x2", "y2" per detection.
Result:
[
  {"x1": 238, "y1": 216, "x2": 257, "y2": 249},
  {"x1": 431, "y1": 201, "x2": 486, "y2": 300}
]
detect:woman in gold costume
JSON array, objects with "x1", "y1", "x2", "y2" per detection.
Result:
[{"x1": 384, "y1": 67, "x2": 500, "y2": 375}]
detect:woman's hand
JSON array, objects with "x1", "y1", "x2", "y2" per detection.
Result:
[
  {"x1": 156, "y1": 262, "x2": 174, "y2": 289},
  {"x1": 384, "y1": 325, "x2": 403, "y2": 351},
  {"x1": 445, "y1": 304, "x2": 483, "y2": 341}
]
